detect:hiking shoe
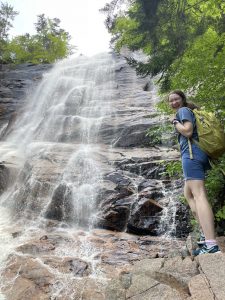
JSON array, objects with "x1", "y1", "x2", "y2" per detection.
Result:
[
  {"x1": 192, "y1": 245, "x2": 221, "y2": 256},
  {"x1": 197, "y1": 234, "x2": 205, "y2": 247}
]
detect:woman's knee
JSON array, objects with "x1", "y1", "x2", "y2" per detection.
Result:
[
  {"x1": 184, "y1": 183, "x2": 193, "y2": 200},
  {"x1": 186, "y1": 180, "x2": 207, "y2": 199}
]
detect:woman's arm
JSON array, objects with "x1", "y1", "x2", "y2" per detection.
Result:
[{"x1": 174, "y1": 120, "x2": 193, "y2": 138}]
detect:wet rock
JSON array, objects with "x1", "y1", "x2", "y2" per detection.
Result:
[
  {"x1": 145, "y1": 164, "x2": 165, "y2": 179},
  {"x1": 174, "y1": 203, "x2": 192, "y2": 238},
  {"x1": 79, "y1": 278, "x2": 106, "y2": 300},
  {"x1": 138, "y1": 178, "x2": 162, "y2": 192},
  {"x1": 113, "y1": 123, "x2": 152, "y2": 147},
  {"x1": 127, "y1": 198, "x2": 163, "y2": 235},
  {"x1": 138, "y1": 187, "x2": 164, "y2": 200},
  {"x1": 44, "y1": 183, "x2": 73, "y2": 221},
  {"x1": 2, "y1": 255, "x2": 54, "y2": 300},
  {"x1": 11, "y1": 231, "x2": 22, "y2": 238},
  {"x1": 0, "y1": 63, "x2": 52, "y2": 132},
  {"x1": 97, "y1": 205, "x2": 130, "y2": 231},
  {"x1": 16, "y1": 239, "x2": 55, "y2": 255},
  {"x1": 43, "y1": 256, "x2": 90, "y2": 277},
  {"x1": 0, "y1": 86, "x2": 13, "y2": 97},
  {"x1": 66, "y1": 258, "x2": 90, "y2": 277},
  {"x1": 104, "y1": 171, "x2": 131, "y2": 186},
  {"x1": 0, "y1": 163, "x2": 10, "y2": 195}
]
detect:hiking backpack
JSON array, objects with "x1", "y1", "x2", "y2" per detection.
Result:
[{"x1": 189, "y1": 109, "x2": 225, "y2": 160}]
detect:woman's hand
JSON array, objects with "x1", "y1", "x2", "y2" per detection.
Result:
[{"x1": 174, "y1": 120, "x2": 193, "y2": 138}]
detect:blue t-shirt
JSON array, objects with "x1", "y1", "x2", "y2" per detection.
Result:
[{"x1": 175, "y1": 107, "x2": 199, "y2": 157}]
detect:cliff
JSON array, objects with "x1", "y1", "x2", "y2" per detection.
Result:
[{"x1": 0, "y1": 55, "x2": 224, "y2": 300}]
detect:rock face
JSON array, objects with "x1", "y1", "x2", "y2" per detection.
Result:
[
  {"x1": 0, "y1": 54, "x2": 211, "y2": 300},
  {"x1": 0, "y1": 54, "x2": 190, "y2": 237},
  {"x1": 0, "y1": 63, "x2": 52, "y2": 136},
  {"x1": 2, "y1": 230, "x2": 225, "y2": 300}
]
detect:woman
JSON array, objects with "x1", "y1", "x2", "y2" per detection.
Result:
[{"x1": 168, "y1": 90, "x2": 221, "y2": 256}]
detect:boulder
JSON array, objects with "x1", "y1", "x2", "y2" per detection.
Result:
[
  {"x1": 44, "y1": 183, "x2": 73, "y2": 221},
  {"x1": 127, "y1": 198, "x2": 163, "y2": 234}
]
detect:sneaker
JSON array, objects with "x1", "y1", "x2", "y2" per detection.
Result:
[
  {"x1": 197, "y1": 234, "x2": 205, "y2": 247},
  {"x1": 192, "y1": 244, "x2": 221, "y2": 256}
]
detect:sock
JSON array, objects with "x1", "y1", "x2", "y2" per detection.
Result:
[{"x1": 205, "y1": 239, "x2": 217, "y2": 248}]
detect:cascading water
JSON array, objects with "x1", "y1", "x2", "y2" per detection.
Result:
[
  {"x1": 0, "y1": 53, "x2": 116, "y2": 227},
  {"x1": 0, "y1": 52, "x2": 190, "y2": 299},
  {"x1": 0, "y1": 53, "x2": 119, "y2": 298}
]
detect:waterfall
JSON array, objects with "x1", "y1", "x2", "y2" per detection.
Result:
[
  {"x1": 0, "y1": 52, "x2": 191, "y2": 299},
  {"x1": 0, "y1": 53, "x2": 117, "y2": 228}
]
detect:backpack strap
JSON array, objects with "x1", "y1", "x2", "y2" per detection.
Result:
[
  {"x1": 188, "y1": 138, "x2": 193, "y2": 159},
  {"x1": 185, "y1": 107, "x2": 195, "y2": 160},
  {"x1": 176, "y1": 107, "x2": 195, "y2": 160}
]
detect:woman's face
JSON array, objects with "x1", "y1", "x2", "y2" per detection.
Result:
[{"x1": 168, "y1": 93, "x2": 183, "y2": 110}]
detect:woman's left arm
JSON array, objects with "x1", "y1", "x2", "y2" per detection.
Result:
[{"x1": 174, "y1": 120, "x2": 193, "y2": 138}]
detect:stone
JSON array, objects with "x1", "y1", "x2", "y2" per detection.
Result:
[
  {"x1": 16, "y1": 239, "x2": 55, "y2": 255},
  {"x1": 188, "y1": 274, "x2": 214, "y2": 300},
  {"x1": 197, "y1": 253, "x2": 225, "y2": 300},
  {"x1": 43, "y1": 256, "x2": 90, "y2": 277},
  {"x1": 127, "y1": 198, "x2": 163, "y2": 234},
  {"x1": 44, "y1": 183, "x2": 73, "y2": 221},
  {"x1": 155, "y1": 256, "x2": 199, "y2": 286},
  {"x1": 0, "y1": 86, "x2": 13, "y2": 97},
  {"x1": 0, "y1": 164, "x2": 10, "y2": 195},
  {"x1": 105, "y1": 278, "x2": 126, "y2": 300},
  {"x1": 97, "y1": 205, "x2": 130, "y2": 231},
  {"x1": 131, "y1": 258, "x2": 164, "y2": 276},
  {"x1": 3, "y1": 255, "x2": 54, "y2": 299},
  {"x1": 0, "y1": 55, "x2": 197, "y2": 299}
]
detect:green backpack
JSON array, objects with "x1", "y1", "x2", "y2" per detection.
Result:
[{"x1": 188, "y1": 109, "x2": 225, "y2": 160}]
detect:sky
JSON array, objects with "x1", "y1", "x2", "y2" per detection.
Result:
[{"x1": 6, "y1": 0, "x2": 111, "y2": 56}]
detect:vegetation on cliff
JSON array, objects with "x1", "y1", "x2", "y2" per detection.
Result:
[
  {"x1": 0, "y1": 1, "x2": 74, "y2": 64},
  {"x1": 101, "y1": 0, "x2": 225, "y2": 114},
  {"x1": 102, "y1": 0, "x2": 225, "y2": 232}
]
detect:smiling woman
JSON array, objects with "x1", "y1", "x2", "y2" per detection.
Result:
[
  {"x1": 6, "y1": 0, "x2": 110, "y2": 56},
  {"x1": 168, "y1": 90, "x2": 221, "y2": 256}
]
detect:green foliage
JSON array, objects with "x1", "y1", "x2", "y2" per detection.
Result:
[
  {"x1": 179, "y1": 195, "x2": 187, "y2": 205},
  {"x1": 216, "y1": 206, "x2": 225, "y2": 222},
  {"x1": 170, "y1": 28, "x2": 225, "y2": 114},
  {"x1": 146, "y1": 123, "x2": 174, "y2": 146},
  {"x1": 0, "y1": 2, "x2": 18, "y2": 40},
  {"x1": 0, "y1": 1, "x2": 18, "y2": 62},
  {"x1": 103, "y1": 0, "x2": 225, "y2": 233},
  {"x1": 0, "y1": 6, "x2": 74, "y2": 64},
  {"x1": 103, "y1": 0, "x2": 225, "y2": 113},
  {"x1": 205, "y1": 154, "x2": 225, "y2": 223},
  {"x1": 146, "y1": 125, "x2": 162, "y2": 146},
  {"x1": 155, "y1": 99, "x2": 173, "y2": 114},
  {"x1": 3, "y1": 31, "x2": 70, "y2": 64},
  {"x1": 160, "y1": 160, "x2": 182, "y2": 179}
]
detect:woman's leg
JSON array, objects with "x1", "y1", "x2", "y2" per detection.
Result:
[
  {"x1": 185, "y1": 180, "x2": 215, "y2": 240},
  {"x1": 184, "y1": 182, "x2": 199, "y2": 222}
]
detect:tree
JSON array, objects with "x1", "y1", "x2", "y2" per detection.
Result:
[
  {"x1": 102, "y1": 0, "x2": 225, "y2": 112},
  {"x1": 0, "y1": 1, "x2": 18, "y2": 40},
  {"x1": 0, "y1": 1, "x2": 18, "y2": 63},
  {"x1": 3, "y1": 14, "x2": 75, "y2": 64}
]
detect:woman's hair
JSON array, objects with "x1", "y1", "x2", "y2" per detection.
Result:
[{"x1": 169, "y1": 90, "x2": 199, "y2": 110}]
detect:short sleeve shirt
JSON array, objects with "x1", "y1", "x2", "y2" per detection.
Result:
[{"x1": 175, "y1": 107, "x2": 198, "y2": 157}]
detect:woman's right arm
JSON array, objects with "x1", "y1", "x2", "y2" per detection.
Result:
[{"x1": 174, "y1": 120, "x2": 193, "y2": 138}]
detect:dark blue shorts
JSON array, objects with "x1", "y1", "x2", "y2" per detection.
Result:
[{"x1": 182, "y1": 146, "x2": 211, "y2": 181}]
